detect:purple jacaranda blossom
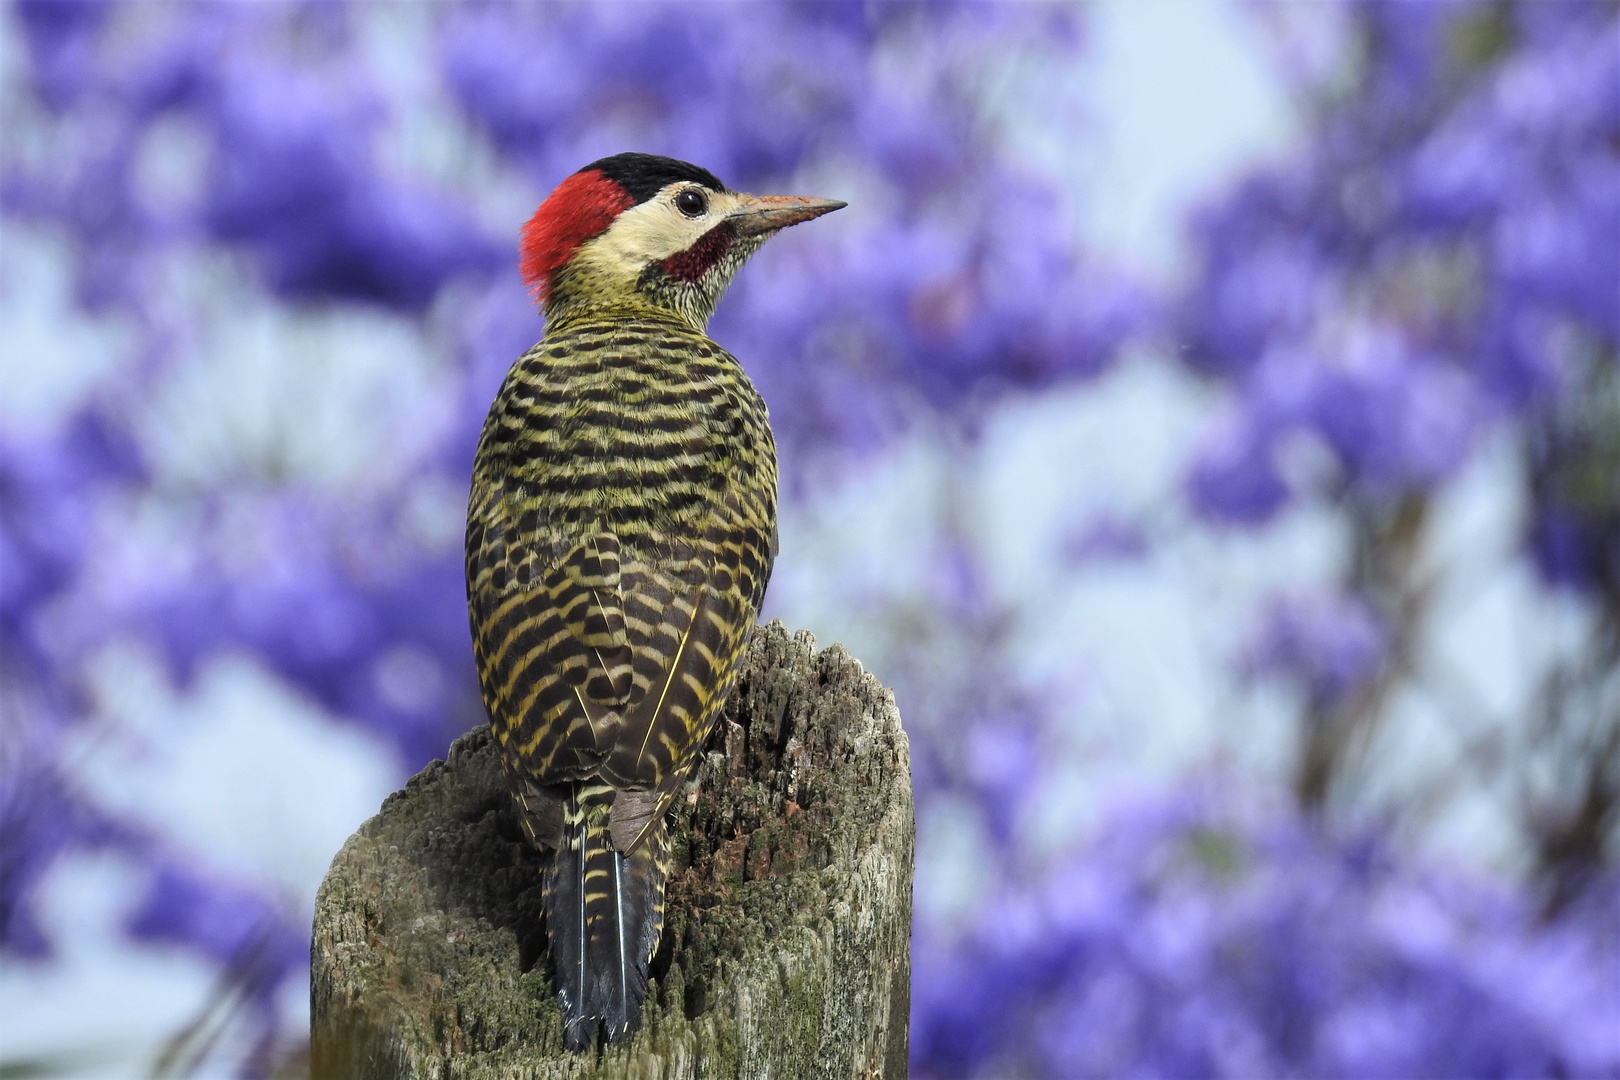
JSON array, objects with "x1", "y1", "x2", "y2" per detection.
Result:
[
  {"x1": 0, "y1": 413, "x2": 141, "y2": 659},
  {"x1": 1245, "y1": 590, "x2": 1387, "y2": 708},
  {"x1": 0, "y1": 415, "x2": 146, "y2": 958},
  {"x1": 1180, "y1": 177, "x2": 1327, "y2": 383},
  {"x1": 1307, "y1": 324, "x2": 1479, "y2": 493},
  {"x1": 10, "y1": 0, "x2": 111, "y2": 112},
  {"x1": 1184, "y1": 276, "x2": 1481, "y2": 523},
  {"x1": 6, "y1": 2, "x2": 503, "y2": 317},
  {"x1": 126, "y1": 861, "x2": 304, "y2": 980},
  {"x1": 1494, "y1": 189, "x2": 1619, "y2": 347},
  {"x1": 204, "y1": 58, "x2": 504, "y2": 311},
  {"x1": 1525, "y1": 355, "x2": 1620, "y2": 602},
  {"x1": 1529, "y1": 505, "x2": 1620, "y2": 599},
  {"x1": 962, "y1": 717, "x2": 1043, "y2": 845},
  {"x1": 44, "y1": 488, "x2": 478, "y2": 765},
  {"x1": 441, "y1": 2, "x2": 883, "y2": 191},
  {"x1": 125, "y1": 861, "x2": 307, "y2": 1073},
  {"x1": 1181, "y1": 5, "x2": 1618, "y2": 525},
  {"x1": 716, "y1": 188, "x2": 1152, "y2": 461},
  {"x1": 1061, "y1": 512, "x2": 1150, "y2": 567},
  {"x1": 1186, "y1": 406, "x2": 1291, "y2": 524},
  {"x1": 0, "y1": 753, "x2": 128, "y2": 959},
  {"x1": 912, "y1": 786, "x2": 1620, "y2": 1080}
]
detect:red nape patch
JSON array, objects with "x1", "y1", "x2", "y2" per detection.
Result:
[
  {"x1": 658, "y1": 222, "x2": 736, "y2": 283},
  {"x1": 519, "y1": 170, "x2": 635, "y2": 301}
]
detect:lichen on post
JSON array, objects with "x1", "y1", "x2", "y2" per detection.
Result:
[{"x1": 311, "y1": 622, "x2": 913, "y2": 1079}]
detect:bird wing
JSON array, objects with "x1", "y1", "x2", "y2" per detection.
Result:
[
  {"x1": 467, "y1": 497, "x2": 633, "y2": 777},
  {"x1": 469, "y1": 512, "x2": 757, "y2": 810},
  {"x1": 602, "y1": 498, "x2": 773, "y2": 852},
  {"x1": 601, "y1": 567, "x2": 733, "y2": 849},
  {"x1": 467, "y1": 325, "x2": 777, "y2": 857}
]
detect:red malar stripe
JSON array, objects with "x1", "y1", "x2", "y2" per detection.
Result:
[{"x1": 658, "y1": 222, "x2": 736, "y2": 283}]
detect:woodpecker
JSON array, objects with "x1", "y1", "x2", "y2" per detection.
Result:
[{"x1": 465, "y1": 153, "x2": 843, "y2": 1050}]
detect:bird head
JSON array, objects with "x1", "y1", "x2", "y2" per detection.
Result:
[{"x1": 520, "y1": 152, "x2": 845, "y2": 329}]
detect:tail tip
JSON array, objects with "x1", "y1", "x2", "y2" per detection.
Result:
[
  {"x1": 564, "y1": 1016, "x2": 595, "y2": 1053},
  {"x1": 562, "y1": 1012, "x2": 641, "y2": 1052}
]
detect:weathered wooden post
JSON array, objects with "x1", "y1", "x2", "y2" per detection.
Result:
[{"x1": 311, "y1": 622, "x2": 912, "y2": 1079}]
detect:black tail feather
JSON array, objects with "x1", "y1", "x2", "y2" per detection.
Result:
[{"x1": 543, "y1": 789, "x2": 668, "y2": 1051}]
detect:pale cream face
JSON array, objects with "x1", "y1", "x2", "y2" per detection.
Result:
[
  {"x1": 545, "y1": 181, "x2": 841, "y2": 329},
  {"x1": 574, "y1": 183, "x2": 749, "y2": 278}
]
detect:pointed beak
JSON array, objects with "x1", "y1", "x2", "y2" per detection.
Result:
[{"x1": 725, "y1": 194, "x2": 847, "y2": 236}]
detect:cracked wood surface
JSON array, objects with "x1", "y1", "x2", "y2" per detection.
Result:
[{"x1": 311, "y1": 622, "x2": 913, "y2": 1079}]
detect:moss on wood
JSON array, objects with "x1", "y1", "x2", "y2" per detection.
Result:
[{"x1": 311, "y1": 623, "x2": 913, "y2": 1079}]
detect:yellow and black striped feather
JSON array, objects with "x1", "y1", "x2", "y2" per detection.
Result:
[{"x1": 466, "y1": 307, "x2": 776, "y2": 1048}]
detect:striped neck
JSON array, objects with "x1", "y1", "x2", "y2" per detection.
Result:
[{"x1": 540, "y1": 296, "x2": 696, "y2": 340}]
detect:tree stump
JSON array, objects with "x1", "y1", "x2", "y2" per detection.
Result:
[{"x1": 311, "y1": 622, "x2": 912, "y2": 1079}]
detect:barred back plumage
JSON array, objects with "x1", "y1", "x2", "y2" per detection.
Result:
[{"x1": 467, "y1": 308, "x2": 779, "y2": 1049}]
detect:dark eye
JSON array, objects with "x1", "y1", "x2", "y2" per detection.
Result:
[{"x1": 675, "y1": 189, "x2": 708, "y2": 217}]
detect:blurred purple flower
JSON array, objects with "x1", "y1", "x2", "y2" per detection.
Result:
[
  {"x1": 1309, "y1": 325, "x2": 1479, "y2": 492},
  {"x1": 126, "y1": 861, "x2": 303, "y2": 981},
  {"x1": 913, "y1": 788, "x2": 1620, "y2": 1080},
  {"x1": 1525, "y1": 354, "x2": 1620, "y2": 601},
  {"x1": 64, "y1": 492, "x2": 480, "y2": 766},
  {"x1": 1180, "y1": 170, "x2": 1326, "y2": 382},
  {"x1": 962, "y1": 718, "x2": 1042, "y2": 845},
  {"x1": 1061, "y1": 512, "x2": 1149, "y2": 566},
  {"x1": 125, "y1": 861, "x2": 306, "y2": 1072},
  {"x1": 204, "y1": 58, "x2": 503, "y2": 311},
  {"x1": 11, "y1": 0, "x2": 111, "y2": 111},
  {"x1": 1530, "y1": 506, "x2": 1619, "y2": 596},
  {"x1": 1181, "y1": 4, "x2": 1618, "y2": 522},
  {"x1": 1246, "y1": 590, "x2": 1388, "y2": 708},
  {"x1": 0, "y1": 758, "x2": 127, "y2": 959},
  {"x1": 1187, "y1": 294, "x2": 1481, "y2": 523},
  {"x1": 1187, "y1": 407, "x2": 1290, "y2": 524},
  {"x1": 7, "y1": 2, "x2": 504, "y2": 317},
  {"x1": 0, "y1": 414, "x2": 140, "y2": 662}
]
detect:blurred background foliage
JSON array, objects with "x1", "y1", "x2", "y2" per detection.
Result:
[{"x1": 1, "y1": 0, "x2": 1616, "y2": 1076}]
